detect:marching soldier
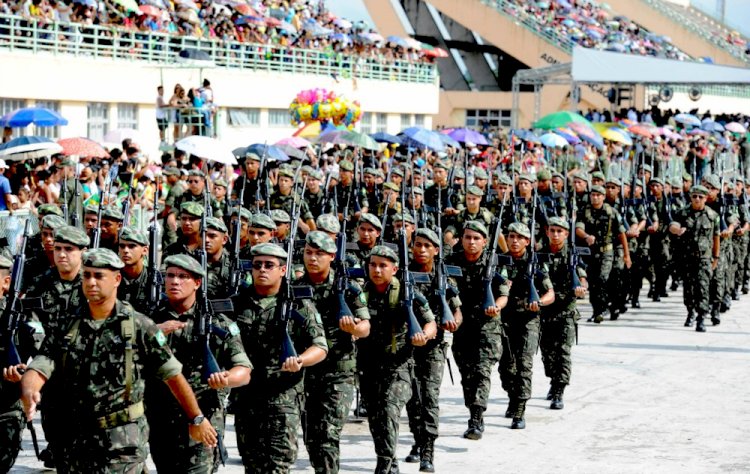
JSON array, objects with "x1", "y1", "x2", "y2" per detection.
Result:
[
  {"x1": 163, "y1": 202, "x2": 204, "y2": 260},
  {"x1": 173, "y1": 170, "x2": 224, "y2": 218},
  {"x1": 348, "y1": 213, "x2": 382, "y2": 268},
  {"x1": 161, "y1": 166, "x2": 186, "y2": 247},
  {"x1": 204, "y1": 217, "x2": 233, "y2": 299},
  {"x1": 117, "y1": 227, "x2": 151, "y2": 314}
]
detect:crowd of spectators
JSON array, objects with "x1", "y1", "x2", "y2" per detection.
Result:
[{"x1": 0, "y1": 0, "x2": 438, "y2": 64}]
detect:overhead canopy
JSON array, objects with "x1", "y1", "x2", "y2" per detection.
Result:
[{"x1": 571, "y1": 46, "x2": 750, "y2": 85}]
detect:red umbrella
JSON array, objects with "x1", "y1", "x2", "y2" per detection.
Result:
[
  {"x1": 234, "y1": 4, "x2": 258, "y2": 16},
  {"x1": 628, "y1": 124, "x2": 654, "y2": 139},
  {"x1": 138, "y1": 5, "x2": 161, "y2": 17},
  {"x1": 57, "y1": 137, "x2": 109, "y2": 158},
  {"x1": 423, "y1": 47, "x2": 449, "y2": 58},
  {"x1": 265, "y1": 17, "x2": 281, "y2": 28}
]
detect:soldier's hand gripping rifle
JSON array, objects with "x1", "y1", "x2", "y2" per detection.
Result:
[
  {"x1": 397, "y1": 227, "x2": 429, "y2": 340},
  {"x1": 92, "y1": 165, "x2": 119, "y2": 249},
  {"x1": 146, "y1": 179, "x2": 163, "y2": 313},
  {"x1": 333, "y1": 183, "x2": 365, "y2": 322},
  {"x1": 482, "y1": 216, "x2": 510, "y2": 312},
  {"x1": 2, "y1": 220, "x2": 41, "y2": 459},
  {"x1": 435, "y1": 185, "x2": 462, "y2": 326}
]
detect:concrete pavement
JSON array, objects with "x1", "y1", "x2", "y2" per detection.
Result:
[{"x1": 10, "y1": 290, "x2": 750, "y2": 473}]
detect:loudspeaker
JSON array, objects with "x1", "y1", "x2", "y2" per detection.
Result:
[
  {"x1": 688, "y1": 87, "x2": 702, "y2": 101},
  {"x1": 649, "y1": 94, "x2": 660, "y2": 106},
  {"x1": 659, "y1": 87, "x2": 674, "y2": 103}
]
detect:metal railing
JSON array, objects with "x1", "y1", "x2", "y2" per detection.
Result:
[
  {"x1": 481, "y1": 0, "x2": 577, "y2": 53},
  {"x1": 639, "y1": 0, "x2": 749, "y2": 64},
  {"x1": 0, "y1": 14, "x2": 438, "y2": 84}
]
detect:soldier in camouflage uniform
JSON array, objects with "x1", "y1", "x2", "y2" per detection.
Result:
[
  {"x1": 497, "y1": 222, "x2": 555, "y2": 429},
  {"x1": 348, "y1": 213, "x2": 382, "y2": 269},
  {"x1": 97, "y1": 206, "x2": 125, "y2": 252},
  {"x1": 204, "y1": 217, "x2": 233, "y2": 299},
  {"x1": 232, "y1": 243, "x2": 328, "y2": 473},
  {"x1": 24, "y1": 225, "x2": 89, "y2": 468},
  {"x1": 406, "y1": 186, "x2": 436, "y2": 231},
  {"x1": 305, "y1": 169, "x2": 328, "y2": 219},
  {"x1": 645, "y1": 178, "x2": 672, "y2": 302},
  {"x1": 376, "y1": 182, "x2": 402, "y2": 240},
  {"x1": 232, "y1": 153, "x2": 264, "y2": 210},
  {"x1": 58, "y1": 159, "x2": 84, "y2": 225},
  {"x1": 20, "y1": 248, "x2": 218, "y2": 473},
  {"x1": 424, "y1": 161, "x2": 453, "y2": 216},
  {"x1": 163, "y1": 202, "x2": 204, "y2": 261},
  {"x1": 733, "y1": 177, "x2": 750, "y2": 297},
  {"x1": 147, "y1": 254, "x2": 252, "y2": 473},
  {"x1": 269, "y1": 167, "x2": 315, "y2": 234},
  {"x1": 364, "y1": 167, "x2": 384, "y2": 217},
  {"x1": 316, "y1": 213, "x2": 341, "y2": 240},
  {"x1": 271, "y1": 209, "x2": 292, "y2": 247},
  {"x1": 117, "y1": 227, "x2": 152, "y2": 314},
  {"x1": 335, "y1": 159, "x2": 369, "y2": 220},
  {"x1": 239, "y1": 213, "x2": 278, "y2": 259},
  {"x1": 229, "y1": 207, "x2": 253, "y2": 256},
  {"x1": 298, "y1": 232, "x2": 370, "y2": 474},
  {"x1": 358, "y1": 245, "x2": 436, "y2": 474},
  {"x1": 539, "y1": 217, "x2": 587, "y2": 410},
  {"x1": 445, "y1": 221, "x2": 505, "y2": 440},
  {"x1": 173, "y1": 170, "x2": 224, "y2": 219},
  {"x1": 404, "y1": 228, "x2": 462, "y2": 472},
  {"x1": 24, "y1": 214, "x2": 66, "y2": 286},
  {"x1": 444, "y1": 186, "x2": 493, "y2": 245},
  {"x1": 161, "y1": 166, "x2": 186, "y2": 247},
  {"x1": 575, "y1": 186, "x2": 630, "y2": 322}
]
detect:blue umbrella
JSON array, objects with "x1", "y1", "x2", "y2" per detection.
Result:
[
  {"x1": 701, "y1": 121, "x2": 724, "y2": 132},
  {"x1": 437, "y1": 133, "x2": 461, "y2": 149},
  {"x1": 386, "y1": 35, "x2": 409, "y2": 48},
  {"x1": 540, "y1": 133, "x2": 569, "y2": 148},
  {"x1": 0, "y1": 136, "x2": 63, "y2": 160},
  {"x1": 369, "y1": 132, "x2": 402, "y2": 144},
  {"x1": 674, "y1": 113, "x2": 701, "y2": 128},
  {"x1": 245, "y1": 144, "x2": 290, "y2": 162},
  {"x1": 398, "y1": 127, "x2": 445, "y2": 151},
  {"x1": 0, "y1": 107, "x2": 68, "y2": 128},
  {"x1": 330, "y1": 33, "x2": 351, "y2": 44}
]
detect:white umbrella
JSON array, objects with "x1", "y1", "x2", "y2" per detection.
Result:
[
  {"x1": 725, "y1": 122, "x2": 747, "y2": 134},
  {"x1": 0, "y1": 136, "x2": 63, "y2": 160},
  {"x1": 175, "y1": 136, "x2": 237, "y2": 165}
]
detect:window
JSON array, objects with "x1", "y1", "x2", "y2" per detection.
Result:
[
  {"x1": 87, "y1": 103, "x2": 109, "y2": 143},
  {"x1": 360, "y1": 112, "x2": 372, "y2": 133},
  {"x1": 414, "y1": 114, "x2": 425, "y2": 127},
  {"x1": 465, "y1": 109, "x2": 511, "y2": 129},
  {"x1": 117, "y1": 104, "x2": 138, "y2": 130},
  {"x1": 376, "y1": 113, "x2": 387, "y2": 133},
  {"x1": 400, "y1": 113, "x2": 412, "y2": 129},
  {"x1": 228, "y1": 108, "x2": 261, "y2": 127},
  {"x1": 33, "y1": 100, "x2": 62, "y2": 139},
  {"x1": 0, "y1": 98, "x2": 28, "y2": 139},
  {"x1": 268, "y1": 109, "x2": 290, "y2": 127}
]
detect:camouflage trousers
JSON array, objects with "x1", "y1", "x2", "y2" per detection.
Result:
[
  {"x1": 499, "y1": 315, "x2": 541, "y2": 401},
  {"x1": 149, "y1": 406, "x2": 224, "y2": 473},
  {"x1": 539, "y1": 309, "x2": 578, "y2": 386},
  {"x1": 0, "y1": 405, "x2": 23, "y2": 473},
  {"x1": 608, "y1": 247, "x2": 627, "y2": 310},
  {"x1": 303, "y1": 370, "x2": 356, "y2": 474},
  {"x1": 235, "y1": 392, "x2": 301, "y2": 474},
  {"x1": 649, "y1": 234, "x2": 671, "y2": 294},
  {"x1": 359, "y1": 361, "x2": 413, "y2": 460},
  {"x1": 710, "y1": 238, "x2": 733, "y2": 307},
  {"x1": 683, "y1": 255, "x2": 712, "y2": 315},
  {"x1": 406, "y1": 340, "x2": 447, "y2": 444},
  {"x1": 56, "y1": 416, "x2": 149, "y2": 474},
  {"x1": 731, "y1": 235, "x2": 748, "y2": 293},
  {"x1": 629, "y1": 245, "x2": 650, "y2": 301},
  {"x1": 452, "y1": 316, "x2": 502, "y2": 412},
  {"x1": 586, "y1": 252, "x2": 613, "y2": 315}
]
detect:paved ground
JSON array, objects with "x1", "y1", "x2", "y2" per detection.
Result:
[{"x1": 10, "y1": 288, "x2": 750, "y2": 473}]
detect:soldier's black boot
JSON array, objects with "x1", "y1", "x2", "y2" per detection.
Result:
[
  {"x1": 505, "y1": 398, "x2": 517, "y2": 418},
  {"x1": 684, "y1": 311, "x2": 694, "y2": 327},
  {"x1": 375, "y1": 457, "x2": 393, "y2": 474},
  {"x1": 511, "y1": 400, "x2": 527, "y2": 430},
  {"x1": 405, "y1": 444, "x2": 420, "y2": 463},
  {"x1": 390, "y1": 459, "x2": 400, "y2": 474},
  {"x1": 631, "y1": 296, "x2": 641, "y2": 309},
  {"x1": 463, "y1": 407, "x2": 483, "y2": 440},
  {"x1": 610, "y1": 307, "x2": 620, "y2": 321},
  {"x1": 696, "y1": 315, "x2": 707, "y2": 333},
  {"x1": 550, "y1": 384, "x2": 565, "y2": 410},
  {"x1": 546, "y1": 385, "x2": 554, "y2": 401},
  {"x1": 419, "y1": 437, "x2": 435, "y2": 473},
  {"x1": 711, "y1": 304, "x2": 721, "y2": 325},
  {"x1": 742, "y1": 285, "x2": 749, "y2": 295}
]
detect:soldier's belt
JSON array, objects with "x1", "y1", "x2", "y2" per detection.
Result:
[
  {"x1": 599, "y1": 244, "x2": 613, "y2": 253},
  {"x1": 95, "y1": 401, "x2": 144, "y2": 430}
]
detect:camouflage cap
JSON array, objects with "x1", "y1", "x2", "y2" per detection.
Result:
[
  {"x1": 54, "y1": 225, "x2": 89, "y2": 248},
  {"x1": 188, "y1": 170, "x2": 205, "y2": 178},
  {"x1": 339, "y1": 160, "x2": 354, "y2": 171},
  {"x1": 393, "y1": 212, "x2": 415, "y2": 224},
  {"x1": 648, "y1": 177, "x2": 664, "y2": 187},
  {"x1": 572, "y1": 171, "x2": 588, "y2": 182},
  {"x1": 306, "y1": 231, "x2": 336, "y2": 253},
  {"x1": 83, "y1": 248, "x2": 124, "y2": 270},
  {"x1": 278, "y1": 167, "x2": 295, "y2": 178},
  {"x1": 38, "y1": 203, "x2": 63, "y2": 217},
  {"x1": 392, "y1": 167, "x2": 405, "y2": 177},
  {"x1": 690, "y1": 185, "x2": 709, "y2": 196},
  {"x1": 231, "y1": 206, "x2": 253, "y2": 221},
  {"x1": 163, "y1": 166, "x2": 181, "y2": 176},
  {"x1": 518, "y1": 173, "x2": 536, "y2": 183},
  {"x1": 60, "y1": 158, "x2": 75, "y2": 167},
  {"x1": 639, "y1": 164, "x2": 653, "y2": 173},
  {"x1": 308, "y1": 169, "x2": 324, "y2": 181},
  {"x1": 463, "y1": 220, "x2": 488, "y2": 238},
  {"x1": 537, "y1": 169, "x2": 552, "y2": 181},
  {"x1": 508, "y1": 222, "x2": 531, "y2": 239},
  {"x1": 498, "y1": 174, "x2": 514, "y2": 186},
  {"x1": 736, "y1": 176, "x2": 745, "y2": 184},
  {"x1": 0, "y1": 254, "x2": 12, "y2": 270},
  {"x1": 410, "y1": 186, "x2": 424, "y2": 195},
  {"x1": 606, "y1": 177, "x2": 622, "y2": 187},
  {"x1": 245, "y1": 152, "x2": 261, "y2": 162},
  {"x1": 702, "y1": 174, "x2": 720, "y2": 190},
  {"x1": 180, "y1": 201, "x2": 204, "y2": 217},
  {"x1": 682, "y1": 172, "x2": 693, "y2": 182},
  {"x1": 466, "y1": 185, "x2": 484, "y2": 197},
  {"x1": 41, "y1": 215, "x2": 66, "y2": 231},
  {"x1": 205, "y1": 216, "x2": 228, "y2": 233},
  {"x1": 101, "y1": 206, "x2": 124, "y2": 221},
  {"x1": 251, "y1": 242, "x2": 288, "y2": 259},
  {"x1": 271, "y1": 209, "x2": 291, "y2": 224},
  {"x1": 433, "y1": 161, "x2": 450, "y2": 170},
  {"x1": 547, "y1": 216, "x2": 568, "y2": 230},
  {"x1": 363, "y1": 167, "x2": 378, "y2": 175},
  {"x1": 84, "y1": 204, "x2": 99, "y2": 215},
  {"x1": 316, "y1": 214, "x2": 341, "y2": 233},
  {"x1": 551, "y1": 171, "x2": 565, "y2": 180},
  {"x1": 453, "y1": 168, "x2": 466, "y2": 179},
  {"x1": 369, "y1": 245, "x2": 399, "y2": 264},
  {"x1": 358, "y1": 212, "x2": 382, "y2": 231},
  {"x1": 474, "y1": 168, "x2": 489, "y2": 180},
  {"x1": 372, "y1": 169, "x2": 385, "y2": 179},
  {"x1": 415, "y1": 228, "x2": 440, "y2": 247},
  {"x1": 213, "y1": 178, "x2": 228, "y2": 188},
  {"x1": 119, "y1": 227, "x2": 148, "y2": 246},
  {"x1": 590, "y1": 185, "x2": 606, "y2": 195},
  {"x1": 591, "y1": 171, "x2": 606, "y2": 181},
  {"x1": 251, "y1": 212, "x2": 277, "y2": 230},
  {"x1": 164, "y1": 254, "x2": 205, "y2": 278},
  {"x1": 669, "y1": 177, "x2": 682, "y2": 188},
  {"x1": 383, "y1": 182, "x2": 399, "y2": 192}
]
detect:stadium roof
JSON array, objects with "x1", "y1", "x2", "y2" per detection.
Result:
[{"x1": 571, "y1": 47, "x2": 750, "y2": 85}]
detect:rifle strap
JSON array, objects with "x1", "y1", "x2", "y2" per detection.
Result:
[{"x1": 121, "y1": 316, "x2": 135, "y2": 404}]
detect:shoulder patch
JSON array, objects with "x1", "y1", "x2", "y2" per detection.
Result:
[
  {"x1": 154, "y1": 330, "x2": 167, "y2": 347},
  {"x1": 228, "y1": 322, "x2": 240, "y2": 337},
  {"x1": 358, "y1": 292, "x2": 367, "y2": 305},
  {"x1": 26, "y1": 321, "x2": 45, "y2": 335}
]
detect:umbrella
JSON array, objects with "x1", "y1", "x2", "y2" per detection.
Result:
[
  {"x1": 701, "y1": 121, "x2": 724, "y2": 132},
  {"x1": 437, "y1": 133, "x2": 461, "y2": 149},
  {"x1": 540, "y1": 133, "x2": 569, "y2": 148},
  {"x1": 235, "y1": 15, "x2": 265, "y2": 26},
  {"x1": 369, "y1": 132, "x2": 402, "y2": 145},
  {"x1": 386, "y1": 35, "x2": 409, "y2": 48},
  {"x1": 330, "y1": 33, "x2": 352, "y2": 44},
  {"x1": 725, "y1": 122, "x2": 746, "y2": 133},
  {"x1": 275, "y1": 145, "x2": 306, "y2": 160},
  {"x1": 422, "y1": 47, "x2": 449, "y2": 58},
  {"x1": 688, "y1": 129, "x2": 709, "y2": 137},
  {"x1": 533, "y1": 111, "x2": 592, "y2": 130},
  {"x1": 293, "y1": 121, "x2": 346, "y2": 138},
  {"x1": 277, "y1": 21, "x2": 297, "y2": 33},
  {"x1": 554, "y1": 128, "x2": 581, "y2": 144},
  {"x1": 628, "y1": 124, "x2": 654, "y2": 138},
  {"x1": 0, "y1": 136, "x2": 63, "y2": 160},
  {"x1": 245, "y1": 144, "x2": 290, "y2": 162},
  {"x1": 0, "y1": 107, "x2": 69, "y2": 127},
  {"x1": 275, "y1": 136, "x2": 311, "y2": 148},
  {"x1": 318, "y1": 130, "x2": 380, "y2": 151},
  {"x1": 265, "y1": 17, "x2": 281, "y2": 28},
  {"x1": 674, "y1": 113, "x2": 701, "y2": 127},
  {"x1": 599, "y1": 128, "x2": 633, "y2": 146},
  {"x1": 443, "y1": 128, "x2": 489, "y2": 145},
  {"x1": 73, "y1": 0, "x2": 96, "y2": 6},
  {"x1": 233, "y1": 4, "x2": 258, "y2": 16},
  {"x1": 139, "y1": 4, "x2": 162, "y2": 17},
  {"x1": 103, "y1": 128, "x2": 143, "y2": 146},
  {"x1": 175, "y1": 136, "x2": 237, "y2": 165},
  {"x1": 403, "y1": 37, "x2": 423, "y2": 50},
  {"x1": 398, "y1": 127, "x2": 445, "y2": 151},
  {"x1": 58, "y1": 137, "x2": 109, "y2": 158},
  {"x1": 112, "y1": 0, "x2": 139, "y2": 12}
]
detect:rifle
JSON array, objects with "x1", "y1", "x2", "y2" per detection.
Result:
[
  {"x1": 435, "y1": 185, "x2": 462, "y2": 326},
  {"x1": 229, "y1": 177, "x2": 251, "y2": 296},
  {"x1": 146, "y1": 179, "x2": 163, "y2": 313},
  {"x1": 60, "y1": 167, "x2": 69, "y2": 224},
  {"x1": 2, "y1": 220, "x2": 41, "y2": 459},
  {"x1": 332, "y1": 194, "x2": 365, "y2": 322},
  {"x1": 525, "y1": 186, "x2": 542, "y2": 306},
  {"x1": 719, "y1": 158, "x2": 729, "y2": 232},
  {"x1": 255, "y1": 145, "x2": 270, "y2": 215},
  {"x1": 92, "y1": 165, "x2": 119, "y2": 249},
  {"x1": 397, "y1": 227, "x2": 427, "y2": 341},
  {"x1": 321, "y1": 172, "x2": 334, "y2": 214},
  {"x1": 352, "y1": 152, "x2": 363, "y2": 214},
  {"x1": 71, "y1": 164, "x2": 81, "y2": 227},
  {"x1": 120, "y1": 172, "x2": 135, "y2": 230},
  {"x1": 568, "y1": 187, "x2": 590, "y2": 291},
  {"x1": 482, "y1": 216, "x2": 508, "y2": 312}
]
